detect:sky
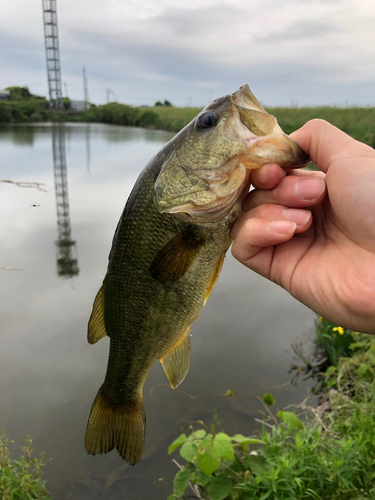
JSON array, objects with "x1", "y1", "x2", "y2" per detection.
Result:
[{"x1": 1, "y1": 0, "x2": 375, "y2": 107}]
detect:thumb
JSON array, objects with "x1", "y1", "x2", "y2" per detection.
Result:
[{"x1": 290, "y1": 119, "x2": 366, "y2": 174}]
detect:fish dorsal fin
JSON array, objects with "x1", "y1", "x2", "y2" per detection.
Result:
[
  {"x1": 204, "y1": 252, "x2": 225, "y2": 306},
  {"x1": 159, "y1": 327, "x2": 191, "y2": 389},
  {"x1": 88, "y1": 285, "x2": 109, "y2": 344},
  {"x1": 149, "y1": 228, "x2": 204, "y2": 282}
]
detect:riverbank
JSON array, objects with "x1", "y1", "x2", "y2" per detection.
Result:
[
  {"x1": 1, "y1": 100, "x2": 374, "y2": 147},
  {"x1": 168, "y1": 319, "x2": 375, "y2": 500}
]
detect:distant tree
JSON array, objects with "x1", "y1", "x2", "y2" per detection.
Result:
[
  {"x1": 164, "y1": 100, "x2": 173, "y2": 107},
  {"x1": 5, "y1": 86, "x2": 47, "y2": 102},
  {"x1": 62, "y1": 97, "x2": 71, "y2": 110},
  {"x1": 154, "y1": 101, "x2": 163, "y2": 107}
]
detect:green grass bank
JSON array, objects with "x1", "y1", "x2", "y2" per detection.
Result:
[
  {"x1": 167, "y1": 319, "x2": 375, "y2": 500},
  {"x1": 1, "y1": 99, "x2": 375, "y2": 147}
]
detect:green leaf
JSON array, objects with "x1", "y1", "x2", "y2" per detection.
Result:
[
  {"x1": 277, "y1": 411, "x2": 304, "y2": 431},
  {"x1": 244, "y1": 454, "x2": 266, "y2": 474},
  {"x1": 262, "y1": 393, "x2": 276, "y2": 406},
  {"x1": 180, "y1": 441, "x2": 198, "y2": 462},
  {"x1": 356, "y1": 363, "x2": 372, "y2": 378},
  {"x1": 197, "y1": 441, "x2": 221, "y2": 475},
  {"x1": 209, "y1": 475, "x2": 233, "y2": 500},
  {"x1": 213, "y1": 433, "x2": 235, "y2": 461},
  {"x1": 167, "y1": 496, "x2": 177, "y2": 500},
  {"x1": 192, "y1": 429, "x2": 206, "y2": 440},
  {"x1": 168, "y1": 434, "x2": 187, "y2": 454},
  {"x1": 194, "y1": 470, "x2": 211, "y2": 486},
  {"x1": 173, "y1": 469, "x2": 191, "y2": 497},
  {"x1": 325, "y1": 366, "x2": 337, "y2": 376},
  {"x1": 232, "y1": 434, "x2": 265, "y2": 445}
]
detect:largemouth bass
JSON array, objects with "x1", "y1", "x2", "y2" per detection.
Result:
[{"x1": 85, "y1": 84, "x2": 310, "y2": 465}]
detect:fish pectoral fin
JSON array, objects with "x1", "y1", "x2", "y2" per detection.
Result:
[
  {"x1": 149, "y1": 228, "x2": 204, "y2": 282},
  {"x1": 88, "y1": 284, "x2": 109, "y2": 344},
  {"x1": 204, "y1": 252, "x2": 225, "y2": 306},
  {"x1": 160, "y1": 327, "x2": 191, "y2": 389}
]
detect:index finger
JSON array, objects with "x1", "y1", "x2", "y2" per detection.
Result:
[{"x1": 290, "y1": 119, "x2": 372, "y2": 174}]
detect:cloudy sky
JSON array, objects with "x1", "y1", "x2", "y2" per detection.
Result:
[{"x1": 1, "y1": 0, "x2": 374, "y2": 107}]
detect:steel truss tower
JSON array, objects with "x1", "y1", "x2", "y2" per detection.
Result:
[
  {"x1": 42, "y1": 0, "x2": 63, "y2": 108},
  {"x1": 52, "y1": 125, "x2": 79, "y2": 278}
]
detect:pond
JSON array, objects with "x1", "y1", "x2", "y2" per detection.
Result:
[{"x1": 0, "y1": 122, "x2": 317, "y2": 499}]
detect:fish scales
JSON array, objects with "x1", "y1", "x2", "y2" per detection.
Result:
[{"x1": 85, "y1": 84, "x2": 310, "y2": 465}]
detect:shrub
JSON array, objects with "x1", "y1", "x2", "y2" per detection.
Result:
[{"x1": 0, "y1": 431, "x2": 51, "y2": 500}]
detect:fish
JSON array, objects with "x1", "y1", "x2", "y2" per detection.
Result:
[{"x1": 84, "y1": 84, "x2": 310, "y2": 465}]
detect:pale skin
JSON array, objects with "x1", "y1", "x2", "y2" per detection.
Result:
[{"x1": 231, "y1": 119, "x2": 375, "y2": 334}]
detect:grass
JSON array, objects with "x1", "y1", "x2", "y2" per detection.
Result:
[
  {"x1": 268, "y1": 106, "x2": 375, "y2": 147},
  {"x1": 145, "y1": 105, "x2": 202, "y2": 131},
  {"x1": 167, "y1": 318, "x2": 375, "y2": 500},
  {"x1": 1, "y1": 99, "x2": 375, "y2": 147},
  {"x1": 0, "y1": 431, "x2": 51, "y2": 500}
]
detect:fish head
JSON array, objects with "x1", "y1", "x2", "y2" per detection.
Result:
[{"x1": 155, "y1": 84, "x2": 310, "y2": 221}]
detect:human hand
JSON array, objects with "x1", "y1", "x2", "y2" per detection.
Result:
[{"x1": 231, "y1": 119, "x2": 375, "y2": 334}]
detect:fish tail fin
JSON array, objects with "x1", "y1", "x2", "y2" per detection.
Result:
[{"x1": 85, "y1": 389, "x2": 146, "y2": 465}]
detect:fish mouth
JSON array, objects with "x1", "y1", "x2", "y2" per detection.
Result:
[{"x1": 227, "y1": 84, "x2": 311, "y2": 169}]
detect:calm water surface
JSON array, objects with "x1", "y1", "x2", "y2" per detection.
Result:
[{"x1": 0, "y1": 123, "x2": 317, "y2": 499}]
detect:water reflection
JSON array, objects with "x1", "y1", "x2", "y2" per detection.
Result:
[
  {"x1": 52, "y1": 125, "x2": 79, "y2": 278},
  {"x1": 0, "y1": 123, "x2": 318, "y2": 500}
]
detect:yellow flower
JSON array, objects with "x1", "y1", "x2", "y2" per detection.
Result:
[
  {"x1": 355, "y1": 332, "x2": 360, "y2": 335},
  {"x1": 333, "y1": 326, "x2": 345, "y2": 335},
  {"x1": 318, "y1": 316, "x2": 323, "y2": 323}
]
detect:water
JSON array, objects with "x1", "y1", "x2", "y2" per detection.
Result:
[{"x1": 0, "y1": 123, "x2": 317, "y2": 499}]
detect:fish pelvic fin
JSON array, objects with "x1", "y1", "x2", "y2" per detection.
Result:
[
  {"x1": 85, "y1": 389, "x2": 146, "y2": 466},
  {"x1": 88, "y1": 284, "x2": 109, "y2": 344},
  {"x1": 160, "y1": 327, "x2": 191, "y2": 389}
]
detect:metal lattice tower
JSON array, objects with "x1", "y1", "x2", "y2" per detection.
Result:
[
  {"x1": 52, "y1": 125, "x2": 79, "y2": 278},
  {"x1": 42, "y1": 0, "x2": 63, "y2": 108}
]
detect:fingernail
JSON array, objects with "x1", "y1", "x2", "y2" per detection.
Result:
[
  {"x1": 255, "y1": 163, "x2": 272, "y2": 186},
  {"x1": 271, "y1": 220, "x2": 296, "y2": 234},
  {"x1": 283, "y1": 208, "x2": 311, "y2": 226},
  {"x1": 295, "y1": 178, "x2": 325, "y2": 201}
]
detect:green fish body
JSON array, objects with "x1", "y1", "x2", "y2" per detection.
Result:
[{"x1": 85, "y1": 85, "x2": 310, "y2": 464}]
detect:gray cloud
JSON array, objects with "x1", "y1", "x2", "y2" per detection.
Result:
[{"x1": 0, "y1": 0, "x2": 374, "y2": 107}]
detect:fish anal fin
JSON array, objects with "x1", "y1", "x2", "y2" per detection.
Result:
[
  {"x1": 160, "y1": 327, "x2": 191, "y2": 389},
  {"x1": 85, "y1": 389, "x2": 146, "y2": 465},
  {"x1": 149, "y1": 229, "x2": 204, "y2": 282},
  {"x1": 88, "y1": 285, "x2": 109, "y2": 344},
  {"x1": 204, "y1": 252, "x2": 225, "y2": 306}
]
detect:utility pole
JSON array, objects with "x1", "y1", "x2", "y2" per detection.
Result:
[
  {"x1": 83, "y1": 65, "x2": 89, "y2": 110},
  {"x1": 106, "y1": 88, "x2": 117, "y2": 104},
  {"x1": 42, "y1": 0, "x2": 63, "y2": 108}
]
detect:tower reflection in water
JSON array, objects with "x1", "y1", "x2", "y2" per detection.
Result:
[{"x1": 52, "y1": 124, "x2": 79, "y2": 278}]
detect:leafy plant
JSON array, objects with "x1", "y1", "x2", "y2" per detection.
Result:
[
  {"x1": 167, "y1": 316, "x2": 375, "y2": 500},
  {"x1": 315, "y1": 317, "x2": 355, "y2": 365},
  {"x1": 0, "y1": 431, "x2": 51, "y2": 500},
  {"x1": 168, "y1": 394, "x2": 375, "y2": 500}
]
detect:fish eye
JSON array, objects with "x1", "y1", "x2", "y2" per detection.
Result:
[{"x1": 197, "y1": 112, "x2": 218, "y2": 129}]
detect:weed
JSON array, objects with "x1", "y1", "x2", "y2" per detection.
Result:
[{"x1": 0, "y1": 431, "x2": 51, "y2": 500}]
